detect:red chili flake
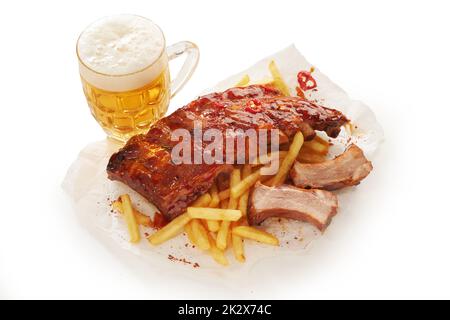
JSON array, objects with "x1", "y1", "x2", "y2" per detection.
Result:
[
  {"x1": 297, "y1": 68, "x2": 317, "y2": 91},
  {"x1": 297, "y1": 71, "x2": 317, "y2": 91}
]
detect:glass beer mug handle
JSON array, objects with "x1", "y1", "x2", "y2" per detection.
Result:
[{"x1": 166, "y1": 41, "x2": 199, "y2": 98}]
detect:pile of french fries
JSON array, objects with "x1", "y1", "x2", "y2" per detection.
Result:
[{"x1": 112, "y1": 61, "x2": 330, "y2": 266}]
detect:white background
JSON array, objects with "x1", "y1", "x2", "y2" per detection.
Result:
[{"x1": 1, "y1": 0, "x2": 449, "y2": 299}]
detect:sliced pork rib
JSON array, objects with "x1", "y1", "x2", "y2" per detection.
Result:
[
  {"x1": 108, "y1": 85, "x2": 349, "y2": 221},
  {"x1": 291, "y1": 144, "x2": 373, "y2": 190},
  {"x1": 248, "y1": 183, "x2": 338, "y2": 231}
]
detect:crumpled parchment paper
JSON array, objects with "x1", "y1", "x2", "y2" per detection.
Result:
[{"x1": 62, "y1": 45, "x2": 384, "y2": 283}]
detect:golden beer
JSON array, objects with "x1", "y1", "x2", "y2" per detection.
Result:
[
  {"x1": 77, "y1": 15, "x2": 199, "y2": 142},
  {"x1": 80, "y1": 68, "x2": 170, "y2": 141}
]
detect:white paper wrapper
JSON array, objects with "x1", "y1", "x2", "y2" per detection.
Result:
[{"x1": 62, "y1": 45, "x2": 384, "y2": 283}]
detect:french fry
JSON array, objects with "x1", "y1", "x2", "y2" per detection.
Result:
[
  {"x1": 242, "y1": 165, "x2": 252, "y2": 179},
  {"x1": 297, "y1": 137, "x2": 328, "y2": 162},
  {"x1": 207, "y1": 232, "x2": 228, "y2": 266},
  {"x1": 231, "y1": 234, "x2": 245, "y2": 263},
  {"x1": 224, "y1": 163, "x2": 277, "y2": 200},
  {"x1": 206, "y1": 220, "x2": 220, "y2": 232},
  {"x1": 148, "y1": 213, "x2": 191, "y2": 245},
  {"x1": 269, "y1": 60, "x2": 290, "y2": 96},
  {"x1": 270, "y1": 131, "x2": 304, "y2": 186},
  {"x1": 205, "y1": 184, "x2": 221, "y2": 231},
  {"x1": 178, "y1": 192, "x2": 213, "y2": 235},
  {"x1": 238, "y1": 165, "x2": 252, "y2": 219},
  {"x1": 238, "y1": 197, "x2": 249, "y2": 219},
  {"x1": 187, "y1": 207, "x2": 242, "y2": 221},
  {"x1": 232, "y1": 226, "x2": 279, "y2": 246},
  {"x1": 191, "y1": 219, "x2": 210, "y2": 250},
  {"x1": 297, "y1": 149, "x2": 327, "y2": 163},
  {"x1": 120, "y1": 194, "x2": 141, "y2": 243},
  {"x1": 217, "y1": 169, "x2": 241, "y2": 250},
  {"x1": 217, "y1": 221, "x2": 230, "y2": 251},
  {"x1": 251, "y1": 151, "x2": 288, "y2": 167},
  {"x1": 227, "y1": 227, "x2": 233, "y2": 248},
  {"x1": 302, "y1": 135, "x2": 329, "y2": 155},
  {"x1": 230, "y1": 169, "x2": 261, "y2": 199},
  {"x1": 184, "y1": 221, "x2": 197, "y2": 246},
  {"x1": 209, "y1": 183, "x2": 220, "y2": 208},
  {"x1": 345, "y1": 122, "x2": 355, "y2": 135},
  {"x1": 302, "y1": 143, "x2": 327, "y2": 155},
  {"x1": 112, "y1": 200, "x2": 122, "y2": 212},
  {"x1": 112, "y1": 200, "x2": 152, "y2": 227},
  {"x1": 220, "y1": 199, "x2": 229, "y2": 209},
  {"x1": 231, "y1": 222, "x2": 245, "y2": 263},
  {"x1": 228, "y1": 169, "x2": 241, "y2": 210},
  {"x1": 220, "y1": 165, "x2": 275, "y2": 201},
  {"x1": 192, "y1": 193, "x2": 212, "y2": 207},
  {"x1": 180, "y1": 193, "x2": 214, "y2": 244},
  {"x1": 132, "y1": 210, "x2": 152, "y2": 227},
  {"x1": 218, "y1": 189, "x2": 230, "y2": 201},
  {"x1": 235, "y1": 74, "x2": 250, "y2": 87},
  {"x1": 313, "y1": 134, "x2": 328, "y2": 144}
]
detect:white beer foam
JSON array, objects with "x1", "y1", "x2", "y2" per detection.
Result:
[{"x1": 77, "y1": 15, "x2": 166, "y2": 92}]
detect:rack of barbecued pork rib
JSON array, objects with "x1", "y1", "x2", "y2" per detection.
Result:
[{"x1": 107, "y1": 85, "x2": 372, "y2": 231}]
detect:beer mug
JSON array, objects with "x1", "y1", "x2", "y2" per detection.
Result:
[{"x1": 77, "y1": 14, "x2": 199, "y2": 142}]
